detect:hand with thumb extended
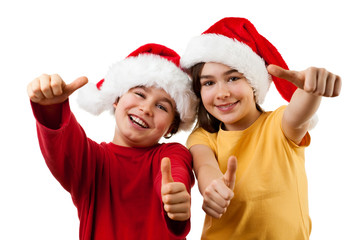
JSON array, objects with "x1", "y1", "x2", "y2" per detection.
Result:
[
  {"x1": 161, "y1": 157, "x2": 191, "y2": 221},
  {"x1": 27, "y1": 74, "x2": 88, "y2": 105},
  {"x1": 202, "y1": 156, "x2": 237, "y2": 219},
  {"x1": 222, "y1": 155, "x2": 237, "y2": 190},
  {"x1": 267, "y1": 64, "x2": 341, "y2": 97}
]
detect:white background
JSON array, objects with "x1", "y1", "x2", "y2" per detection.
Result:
[{"x1": 1, "y1": 0, "x2": 359, "y2": 239}]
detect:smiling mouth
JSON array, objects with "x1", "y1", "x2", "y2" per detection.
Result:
[
  {"x1": 216, "y1": 101, "x2": 239, "y2": 110},
  {"x1": 129, "y1": 115, "x2": 149, "y2": 128}
]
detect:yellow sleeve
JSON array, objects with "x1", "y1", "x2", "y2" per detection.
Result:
[
  {"x1": 275, "y1": 106, "x2": 311, "y2": 148},
  {"x1": 186, "y1": 128, "x2": 213, "y2": 149}
]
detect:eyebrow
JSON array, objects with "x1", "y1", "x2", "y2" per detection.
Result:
[
  {"x1": 224, "y1": 69, "x2": 241, "y2": 76},
  {"x1": 136, "y1": 86, "x2": 175, "y2": 110},
  {"x1": 200, "y1": 69, "x2": 243, "y2": 79}
]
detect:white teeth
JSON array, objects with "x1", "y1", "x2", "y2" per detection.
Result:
[
  {"x1": 218, "y1": 102, "x2": 235, "y2": 109},
  {"x1": 130, "y1": 115, "x2": 149, "y2": 128}
]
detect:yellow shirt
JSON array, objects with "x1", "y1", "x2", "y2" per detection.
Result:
[{"x1": 187, "y1": 106, "x2": 311, "y2": 240}]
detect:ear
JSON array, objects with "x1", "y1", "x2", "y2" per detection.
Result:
[
  {"x1": 164, "y1": 131, "x2": 172, "y2": 139},
  {"x1": 113, "y1": 97, "x2": 120, "y2": 109},
  {"x1": 163, "y1": 124, "x2": 175, "y2": 139}
]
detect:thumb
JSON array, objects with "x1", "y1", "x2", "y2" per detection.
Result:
[
  {"x1": 64, "y1": 76, "x2": 88, "y2": 96},
  {"x1": 267, "y1": 64, "x2": 304, "y2": 89},
  {"x1": 161, "y1": 157, "x2": 174, "y2": 185},
  {"x1": 223, "y1": 156, "x2": 237, "y2": 190}
]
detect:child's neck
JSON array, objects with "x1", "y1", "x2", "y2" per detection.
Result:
[{"x1": 223, "y1": 109, "x2": 262, "y2": 131}]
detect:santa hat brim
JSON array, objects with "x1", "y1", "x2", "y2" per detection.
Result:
[{"x1": 180, "y1": 34, "x2": 271, "y2": 104}]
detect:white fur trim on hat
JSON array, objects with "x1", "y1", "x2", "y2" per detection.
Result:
[
  {"x1": 181, "y1": 34, "x2": 271, "y2": 104},
  {"x1": 77, "y1": 54, "x2": 198, "y2": 131}
]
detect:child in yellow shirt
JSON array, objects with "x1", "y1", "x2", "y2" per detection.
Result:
[{"x1": 181, "y1": 17, "x2": 341, "y2": 240}]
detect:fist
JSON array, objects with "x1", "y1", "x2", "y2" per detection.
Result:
[{"x1": 27, "y1": 74, "x2": 88, "y2": 105}]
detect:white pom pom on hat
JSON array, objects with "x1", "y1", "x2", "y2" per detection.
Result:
[{"x1": 77, "y1": 43, "x2": 198, "y2": 132}]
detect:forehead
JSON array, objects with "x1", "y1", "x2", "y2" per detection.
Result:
[
  {"x1": 204, "y1": 62, "x2": 232, "y2": 69},
  {"x1": 131, "y1": 86, "x2": 176, "y2": 106},
  {"x1": 202, "y1": 62, "x2": 239, "y2": 75},
  {"x1": 200, "y1": 62, "x2": 243, "y2": 79}
]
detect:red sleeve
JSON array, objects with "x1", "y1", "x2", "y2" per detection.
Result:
[
  {"x1": 165, "y1": 143, "x2": 194, "y2": 193},
  {"x1": 154, "y1": 143, "x2": 195, "y2": 239},
  {"x1": 31, "y1": 100, "x2": 98, "y2": 206}
]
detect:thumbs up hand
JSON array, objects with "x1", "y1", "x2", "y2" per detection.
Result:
[
  {"x1": 161, "y1": 157, "x2": 191, "y2": 221},
  {"x1": 202, "y1": 156, "x2": 237, "y2": 219},
  {"x1": 267, "y1": 64, "x2": 341, "y2": 97},
  {"x1": 27, "y1": 74, "x2": 88, "y2": 105}
]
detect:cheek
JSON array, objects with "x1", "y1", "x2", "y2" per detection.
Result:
[
  {"x1": 155, "y1": 113, "x2": 174, "y2": 132},
  {"x1": 116, "y1": 95, "x2": 137, "y2": 112},
  {"x1": 113, "y1": 106, "x2": 124, "y2": 124},
  {"x1": 234, "y1": 83, "x2": 254, "y2": 99},
  {"x1": 113, "y1": 99, "x2": 129, "y2": 121},
  {"x1": 200, "y1": 89, "x2": 213, "y2": 105},
  {"x1": 244, "y1": 88, "x2": 256, "y2": 101}
]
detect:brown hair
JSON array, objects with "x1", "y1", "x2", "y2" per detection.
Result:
[
  {"x1": 190, "y1": 62, "x2": 221, "y2": 133},
  {"x1": 190, "y1": 62, "x2": 263, "y2": 133},
  {"x1": 164, "y1": 111, "x2": 181, "y2": 139}
]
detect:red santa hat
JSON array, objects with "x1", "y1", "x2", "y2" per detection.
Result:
[
  {"x1": 77, "y1": 43, "x2": 197, "y2": 131},
  {"x1": 180, "y1": 17, "x2": 297, "y2": 104}
]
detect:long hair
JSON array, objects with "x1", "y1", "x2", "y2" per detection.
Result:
[{"x1": 190, "y1": 63, "x2": 221, "y2": 133}]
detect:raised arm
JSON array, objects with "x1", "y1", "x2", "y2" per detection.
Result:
[
  {"x1": 190, "y1": 144, "x2": 237, "y2": 218},
  {"x1": 28, "y1": 74, "x2": 93, "y2": 195},
  {"x1": 267, "y1": 65, "x2": 341, "y2": 144}
]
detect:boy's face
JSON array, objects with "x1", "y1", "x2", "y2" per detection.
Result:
[{"x1": 112, "y1": 86, "x2": 176, "y2": 147}]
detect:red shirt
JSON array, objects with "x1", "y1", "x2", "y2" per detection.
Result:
[{"x1": 32, "y1": 101, "x2": 194, "y2": 240}]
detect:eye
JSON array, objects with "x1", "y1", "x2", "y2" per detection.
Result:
[
  {"x1": 228, "y1": 76, "x2": 240, "y2": 82},
  {"x1": 201, "y1": 81, "x2": 214, "y2": 87},
  {"x1": 134, "y1": 91, "x2": 145, "y2": 98},
  {"x1": 156, "y1": 104, "x2": 168, "y2": 112}
]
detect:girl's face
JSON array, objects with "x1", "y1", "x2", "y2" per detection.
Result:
[
  {"x1": 112, "y1": 86, "x2": 176, "y2": 147},
  {"x1": 200, "y1": 62, "x2": 260, "y2": 131}
]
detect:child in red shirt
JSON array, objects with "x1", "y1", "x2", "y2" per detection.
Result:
[{"x1": 27, "y1": 44, "x2": 197, "y2": 240}]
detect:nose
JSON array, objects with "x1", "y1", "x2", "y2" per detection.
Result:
[
  {"x1": 216, "y1": 82, "x2": 230, "y2": 99},
  {"x1": 139, "y1": 100, "x2": 153, "y2": 116}
]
